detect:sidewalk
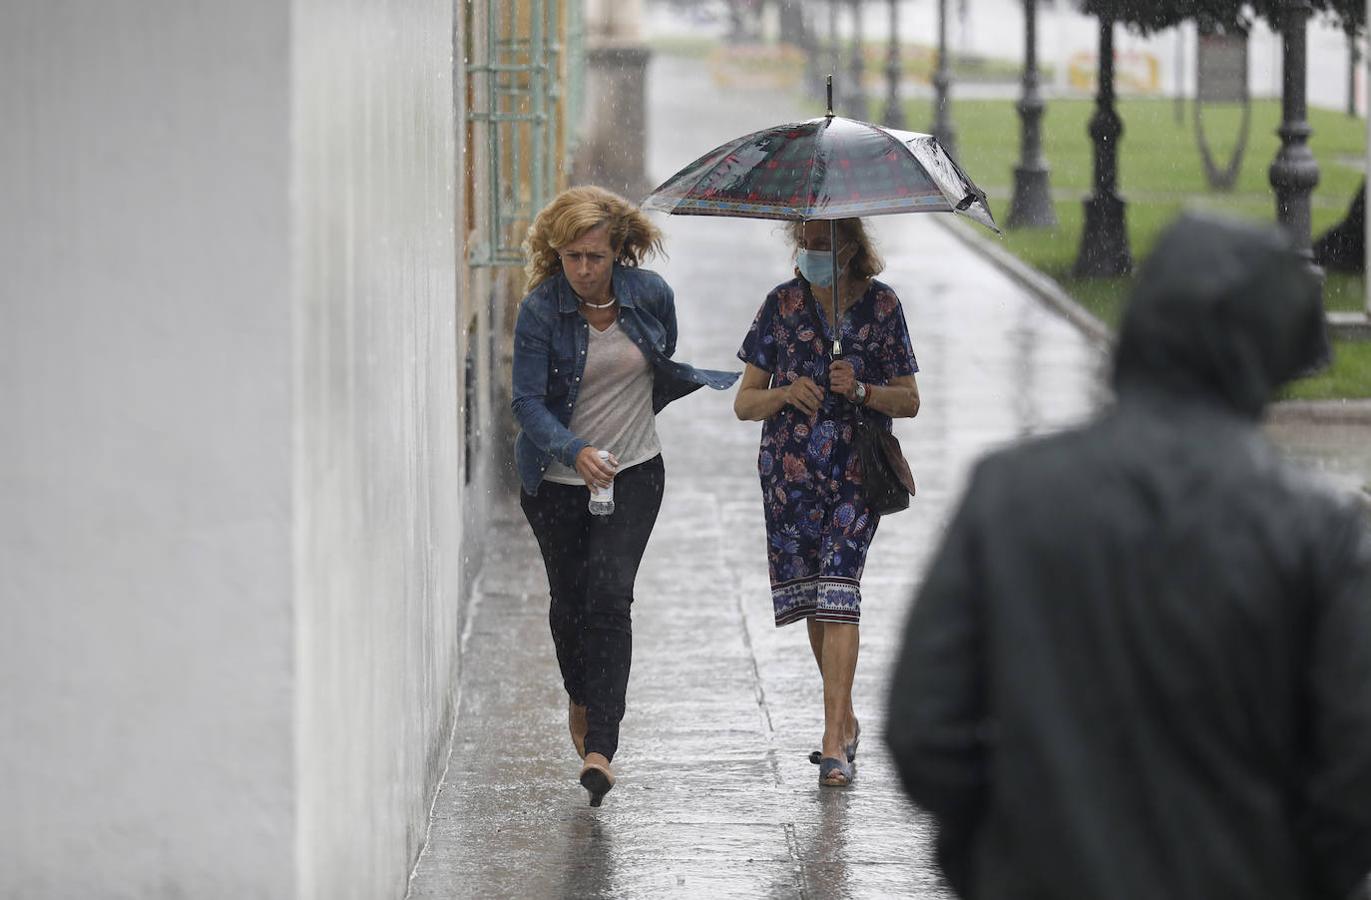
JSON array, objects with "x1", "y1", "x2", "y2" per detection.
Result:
[{"x1": 406, "y1": 54, "x2": 1102, "y2": 899}]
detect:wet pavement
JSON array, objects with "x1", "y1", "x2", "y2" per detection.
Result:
[
  {"x1": 1265, "y1": 402, "x2": 1371, "y2": 503},
  {"x1": 407, "y1": 53, "x2": 1101, "y2": 899}
]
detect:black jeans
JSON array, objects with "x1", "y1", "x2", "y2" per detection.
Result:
[{"x1": 519, "y1": 455, "x2": 664, "y2": 762}]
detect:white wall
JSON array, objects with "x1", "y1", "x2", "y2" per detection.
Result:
[
  {"x1": 1, "y1": 2, "x2": 469, "y2": 898},
  {"x1": 291, "y1": 2, "x2": 464, "y2": 898},
  {"x1": 0, "y1": 2, "x2": 296, "y2": 897}
]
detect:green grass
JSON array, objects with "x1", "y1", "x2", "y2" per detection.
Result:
[
  {"x1": 899, "y1": 95, "x2": 1369, "y2": 398},
  {"x1": 1285, "y1": 340, "x2": 1371, "y2": 400}
]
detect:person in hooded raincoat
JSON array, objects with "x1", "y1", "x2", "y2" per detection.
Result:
[{"x1": 886, "y1": 213, "x2": 1371, "y2": 900}]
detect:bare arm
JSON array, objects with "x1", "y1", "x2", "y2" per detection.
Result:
[
  {"x1": 733, "y1": 363, "x2": 823, "y2": 421},
  {"x1": 863, "y1": 373, "x2": 920, "y2": 419}
]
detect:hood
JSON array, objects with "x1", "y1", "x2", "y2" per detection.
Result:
[{"x1": 1111, "y1": 213, "x2": 1327, "y2": 418}]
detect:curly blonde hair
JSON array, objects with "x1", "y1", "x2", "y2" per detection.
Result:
[
  {"x1": 786, "y1": 218, "x2": 885, "y2": 281},
  {"x1": 523, "y1": 186, "x2": 665, "y2": 292}
]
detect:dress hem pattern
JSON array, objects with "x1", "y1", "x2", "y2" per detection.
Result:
[{"x1": 772, "y1": 575, "x2": 862, "y2": 627}]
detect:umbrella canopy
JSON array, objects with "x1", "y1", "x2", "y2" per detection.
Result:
[{"x1": 641, "y1": 115, "x2": 999, "y2": 233}]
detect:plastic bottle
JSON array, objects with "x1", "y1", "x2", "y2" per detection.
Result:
[{"x1": 588, "y1": 450, "x2": 616, "y2": 516}]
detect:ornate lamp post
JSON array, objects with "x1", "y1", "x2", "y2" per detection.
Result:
[
  {"x1": 847, "y1": 0, "x2": 868, "y2": 118},
  {"x1": 883, "y1": 0, "x2": 906, "y2": 128},
  {"x1": 1007, "y1": 0, "x2": 1056, "y2": 228},
  {"x1": 932, "y1": 0, "x2": 957, "y2": 159},
  {"x1": 1268, "y1": 0, "x2": 1320, "y2": 263},
  {"x1": 1073, "y1": 15, "x2": 1132, "y2": 276}
]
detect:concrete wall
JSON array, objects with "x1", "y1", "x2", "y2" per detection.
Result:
[
  {"x1": 0, "y1": 2, "x2": 296, "y2": 897},
  {"x1": 291, "y1": 2, "x2": 465, "y2": 898},
  {"x1": 1, "y1": 2, "x2": 471, "y2": 897}
]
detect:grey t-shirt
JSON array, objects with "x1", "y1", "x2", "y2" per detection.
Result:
[{"x1": 543, "y1": 318, "x2": 662, "y2": 485}]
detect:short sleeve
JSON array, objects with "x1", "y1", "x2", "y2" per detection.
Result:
[
  {"x1": 737, "y1": 292, "x2": 779, "y2": 373},
  {"x1": 881, "y1": 292, "x2": 918, "y2": 380}
]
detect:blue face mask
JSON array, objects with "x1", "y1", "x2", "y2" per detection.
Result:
[{"x1": 796, "y1": 246, "x2": 848, "y2": 287}]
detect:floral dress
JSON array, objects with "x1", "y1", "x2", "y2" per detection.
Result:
[{"x1": 737, "y1": 277, "x2": 918, "y2": 627}]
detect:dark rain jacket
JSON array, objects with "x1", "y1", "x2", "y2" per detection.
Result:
[{"x1": 886, "y1": 214, "x2": 1371, "y2": 900}]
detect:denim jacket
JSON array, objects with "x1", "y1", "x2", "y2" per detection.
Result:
[{"x1": 511, "y1": 265, "x2": 740, "y2": 494}]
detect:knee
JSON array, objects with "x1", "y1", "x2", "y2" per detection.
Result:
[{"x1": 585, "y1": 594, "x2": 633, "y2": 632}]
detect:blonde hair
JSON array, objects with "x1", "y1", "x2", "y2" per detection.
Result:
[
  {"x1": 523, "y1": 186, "x2": 665, "y2": 292},
  {"x1": 787, "y1": 218, "x2": 885, "y2": 281}
]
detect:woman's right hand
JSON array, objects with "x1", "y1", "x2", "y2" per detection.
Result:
[
  {"x1": 575, "y1": 446, "x2": 618, "y2": 490},
  {"x1": 784, "y1": 377, "x2": 824, "y2": 417}
]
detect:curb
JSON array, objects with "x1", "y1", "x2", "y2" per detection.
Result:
[
  {"x1": 1265, "y1": 398, "x2": 1371, "y2": 424},
  {"x1": 1328, "y1": 311, "x2": 1371, "y2": 341}
]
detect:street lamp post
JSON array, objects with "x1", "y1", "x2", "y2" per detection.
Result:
[
  {"x1": 1007, "y1": 0, "x2": 1056, "y2": 228},
  {"x1": 847, "y1": 0, "x2": 868, "y2": 118},
  {"x1": 932, "y1": 0, "x2": 957, "y2": 159},
  {"x1": 1073, "y1": 15, "x2": 1132, "y2": 276},
  {"x1": 1268, "y1": 0, "x2": 1320, "y2": 262},
  {"x1": 1348, "y1": 32, "x2": 1360, "y2": 118},
  {"x1": 883, "y1": 0, "x2": 906, "y2": 128}
]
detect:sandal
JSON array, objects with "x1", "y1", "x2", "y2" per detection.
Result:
[
  {"x1": 818, "y1": 756, "x2": 854, "y2": 787},
  {"x1": 579, "y1": 758, "x2": 615, "y2": 807},
  {"x1": 845, "y1": 720, "x2": 860, "y2": 762},
  {"x1": 808, "y1": 720, "x2": 861, "y2": 765}
]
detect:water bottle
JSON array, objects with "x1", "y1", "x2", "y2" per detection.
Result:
[{"x1": 588, "y1": 450, "x2": 616, "y2": 516}]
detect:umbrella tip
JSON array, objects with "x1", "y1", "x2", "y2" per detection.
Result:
[{"x1": 826, "y1": 75, "x2": 834, "y2": 117}]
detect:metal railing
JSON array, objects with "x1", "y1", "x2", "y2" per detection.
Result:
[{"x1": 467, "y1": 0, "x2": 582, "y2": 268}]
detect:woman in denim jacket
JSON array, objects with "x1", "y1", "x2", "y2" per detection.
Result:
[{"x1": 512, "y1": 186, "x2": 738, "y2": 806}]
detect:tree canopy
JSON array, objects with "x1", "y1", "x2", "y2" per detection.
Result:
[{"x1": 1077, "y1": 0, "x2": 1364, "y2": 35}]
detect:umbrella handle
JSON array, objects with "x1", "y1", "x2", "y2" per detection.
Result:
[{"x1": 830, "y1": 220, "x2": 841, "y2": 358}]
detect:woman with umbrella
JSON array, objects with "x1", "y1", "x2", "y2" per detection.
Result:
[
  {"x1": 642, "y1": 80, "x2": 994, "y2": 787},
  {"x1": 512, "y1": 186, "x2": 739, "y2": 806},
  {"x1": 733, "y1": 217, "x2": 920, "y2": 787}
]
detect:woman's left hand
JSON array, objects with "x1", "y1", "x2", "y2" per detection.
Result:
[{"x1": 829, "y1": 359, "x2": 857, "y2": 399}]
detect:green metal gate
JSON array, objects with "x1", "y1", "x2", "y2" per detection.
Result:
[{"x1": 466, "y1": 0, "x2": 584, "y2": 268}]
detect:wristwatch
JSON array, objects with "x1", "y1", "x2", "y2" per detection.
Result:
[{"x1": 852, "y1": 382, "x2": 868, "y2": 405}]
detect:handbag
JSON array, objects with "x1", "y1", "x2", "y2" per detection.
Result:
[{"x1": 853, "y1": 408, "x2": 916, "y2": 516}]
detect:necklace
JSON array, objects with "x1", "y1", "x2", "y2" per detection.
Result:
[{"x1": 579, "y1": 294, "x2": 615, "y2": 309}]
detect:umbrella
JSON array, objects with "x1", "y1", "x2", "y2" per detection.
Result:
[{"x1": 642, "y1": 76, "x2": 998, "y2": 355}]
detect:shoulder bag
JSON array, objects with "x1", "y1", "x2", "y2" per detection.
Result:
[{"x1": 853, "y1": 407, "x2": 916, "y2": 516}]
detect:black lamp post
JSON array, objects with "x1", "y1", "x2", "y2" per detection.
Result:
[
  {"x1": 1007, "y1": 0, "x2": 1057, "y2": 228},
  {"x1": 1073, "y1": 15, "x2": 1132, "y2": 276},
  {"x1": 883, "y1": 0, "x2": 906, "y2": 128},
  {"x1": 847, "y1": 0, "x2": 868, "y2": 118},
  {"x1": 1268, "y1": 0, "x2": 1320, "y2": 262},
  {"x1": 1348, "y1": 31, "x2": 1360, "y2": 118},
  {"x1": 932, "y1": 0, "x2": 957, "y2": 159}
]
